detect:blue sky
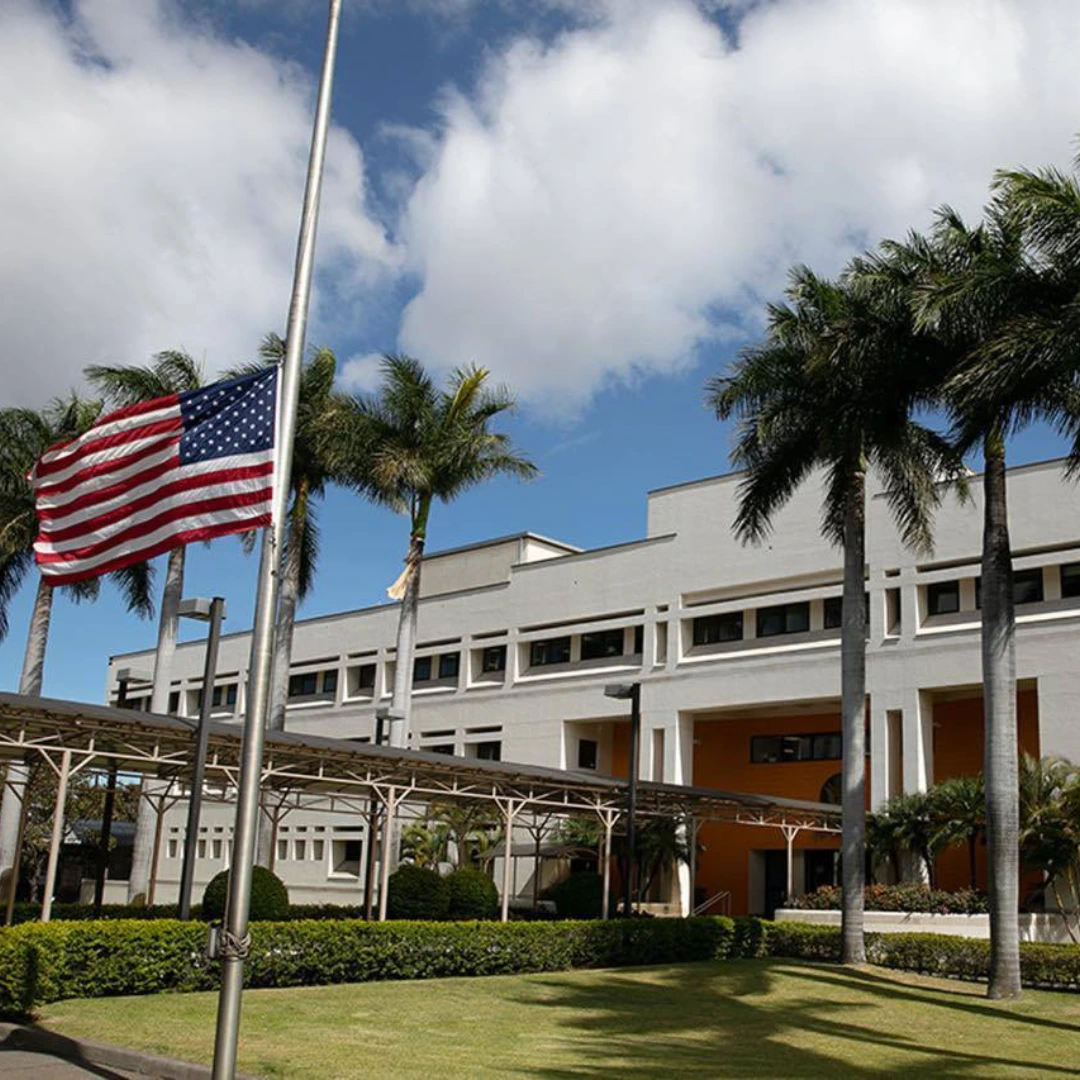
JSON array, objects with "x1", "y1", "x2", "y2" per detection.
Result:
[{"x1": 3, "y1": 0, "x2": 1080, "y2": 702}]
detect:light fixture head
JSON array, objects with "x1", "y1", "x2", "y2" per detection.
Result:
[
  {"x1": 603, "y1": 683, "x2": 637, "y2": 701},
  {"x1": 178, "y1": 596, "x2": 226, "y2": 621}
]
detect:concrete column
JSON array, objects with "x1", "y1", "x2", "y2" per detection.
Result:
[
  {"x1": 869, "y1": 701, "x2": 904, "y2": 810},
  {"x1": 1035, "y1": 673, "x2": 1079, "y2": 762},
  {"x1": 128, "y1": 778, "x2": 166, "y2": 904},
  {"x1": 902, "y1": 688, "x2": 934, "y2": 794}
]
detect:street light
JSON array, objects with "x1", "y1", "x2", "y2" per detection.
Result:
[
  {"x1": 177, "y1": 597, "x2": 226, "y2": 921},
  {"x1": 93, "y1": 666, "x2": 154, "y2": 917},
  {"x1": 604, "y1": 683, "x2": 641, "y2": 918}
]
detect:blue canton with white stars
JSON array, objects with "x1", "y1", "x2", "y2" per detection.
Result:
[{"x1": 178, "y1": 368, "x2": 277, "y2": 464}]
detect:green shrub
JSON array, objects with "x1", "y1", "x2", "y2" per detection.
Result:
[
  {"x1": 0, "y1": 916, "x2": 739, "y2": 1015},
  {"x1": 550, "y1": 872, "x2": 604, "y2": 919},
  {"x1": 789, "y1": 884, "x2": 989, "y2": 915},
  {"x1": 446, "y1": 868, "x2": 499, "y2": 920},
  {"x1": 386, "y1": 865, "x2": 450, "y2": 921},
  {"x1": 202, "y1": 866, "x2": 289, "y2": 922}
]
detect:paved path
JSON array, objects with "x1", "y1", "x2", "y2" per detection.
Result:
[{"x1": 0, "y1": 1046, "x2": 137, "y2": 1077}]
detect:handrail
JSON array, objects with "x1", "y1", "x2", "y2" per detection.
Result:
[{"x1": 693, "y1": 890, "x2": 731, "y2": 917}]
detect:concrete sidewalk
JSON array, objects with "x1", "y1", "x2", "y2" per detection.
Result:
[{"x1": 0, "y1": 1045, "x2": 137, "y2": 1077}]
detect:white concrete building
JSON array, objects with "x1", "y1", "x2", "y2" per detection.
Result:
[{"x1": 107, "y1": 458, "x2": 1080, "y2": 915}]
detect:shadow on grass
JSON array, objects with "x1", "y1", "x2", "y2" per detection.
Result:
[{"x1": 509, "y1": 959, "x2": 1079, "y2": 1079}]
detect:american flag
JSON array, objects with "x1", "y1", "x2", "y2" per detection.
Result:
[{"x1": 32, "y1": 368, "x2": 278, "y2": 585}]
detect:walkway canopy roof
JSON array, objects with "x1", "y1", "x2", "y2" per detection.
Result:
[{"x1": 0, "y1": 692, "x2": 840, "y2": 832}]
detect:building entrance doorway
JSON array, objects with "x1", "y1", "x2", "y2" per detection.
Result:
[{"x1": 804, "y1": 850, "x2": 837, "y2": 895}]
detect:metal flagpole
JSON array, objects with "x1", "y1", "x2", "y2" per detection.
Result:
[{"x1": 210, "y1": 2, "x2": 343, "y2": 1075}]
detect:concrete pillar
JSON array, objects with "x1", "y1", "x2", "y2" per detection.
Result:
[
  {"x1": 902, "y1": 689, "x2": 934, "y2": 794},
  {"x1": 128, "y1": 778, "x2": 167, "y2": 904},
  {"x1": 1036, "y1": 673, "x2": 1080, "y2": 762}
]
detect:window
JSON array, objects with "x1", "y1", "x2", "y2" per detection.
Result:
[
  {"x1": 167, "y1": 691, "x2": 180, "y2": 715},
  {"x1": 530, "y1": 636, "x2": 571, "y2": 666},
  {"x1": 427, "y1": 743, "x2": 455, "y2": 755},
  {"x1": 578, "y1": 738, "x2": 598, "y2": 770},
  {"x1": 277, "y1": 839, "x2": 288, "y2": 862},
  {"x1": 473, "y1": 741, "x2": 502, "y2": 761},
  {"x1": 823, "y1": 597, "x2": 842, "y2": 629},
  {"x1": 197, "y1": 839, "x2": 207, "y2": 859},
  {"x1": 322, "y1": 670, "x2": 338, "y2": 695},
  {"x1": 438, "y1": 652, "x2": 460, "y2": 680},
  {"x1": 757, "y1": 601, "x2": 810, "y2": 638},
  {"x1": 750, "y1": 732, "x2": 842, "y2": 764},
  {"x1": 975, "y1": 568, "x2": 1045, "y2": 609},
  {"x1": 692, "y1": 612, "x2": 743, "y2": 645},
  {"x1": 312, "y1": 839, "x2": 325, "y2": 862},
  {"x1": 332, "y1": 838, "x2": 363, "y2": 876},
  {"x1": 413, "y1": 656, "x2": 432, "y2": 683},
  {"x1": 633, "y1": 625, "x2": 644, "y2": 655},
  {"x1": 819, "y1": 773, "x2": 842, "y2": 805},
  {"x1": 288, "y1": 672, "x2": 319, "y2": 698},
  {"x1": 926, "y1": 580, "x2": 960, "y2": 616},
  {"x1": 1062, "y1": 562, "x2": 1080, "y2": 599},
  {"x1": 294, "y1": 839, "x2": 307, "y2": 861},
  {"x1": 356, "y1": 664, "x2": 376, "y2": 690},
  {"x1": 166, "y1": 839, "x2": 178, "y2": 859},
  {"x1": 212, "y1": 839, "x2": 223, "y2": 860},
  {"x1": 198, "y1": 683, "x2": 238, "y2": 710},
  {"x1": 581, "y1": 629, "x2": 624, "y2": 661},
  {"x1": 481, "y1": 645, "x2": 507, "y2": 673}
]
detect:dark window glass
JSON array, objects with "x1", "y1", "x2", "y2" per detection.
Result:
[
  {"x1": 481, "y1": 645, "x2": 507, "y2": 673},
  {"x1": 926, "y1": 580, "x2": 960, "y2": 616},
  {"x1": 581, "y1": 629, "x2": 625, "y2": 660},
  {"x1": 428, "y1": 744, "x2": 455, "y2": 756},
  {"x1": 819, "y1": 773, "x2": 842, "y2": 805},
  {"x1": 692, "y1": 612, "x2": 743, "y2": 645},
  {"x1": 288, "y1": 672, "x2": 318, "y2": 698},
  {"x1": 413, "y1": 657, "x2": 432, "y2": 683},
  {"x1": 823, "y1": 597, "x2": 842, "y2": 629},
  {"x1": 757, "y1": 602, "x2": 810, "y2": 638},
  {"x1": 750, "y1": 732, "x2": 841, "y2": 764},
  {"x1": 474, "y1": 740, "x2": 502, "y2": 761},
  {"x1": 356, "y1": 664, "x2": 376, "y2": 690},
  {"x1": 168, "y1": 691, "x2": 180, "y2": 715},
  {"x1": 530, "y1": 637, "x2": 571, "y2": 666},
  {"x1": 322, "y1": 670, "x2": 338, "y2": 695},
  {"x1": 1062, "y1": 563, "x2": 1080, "y2": 599},
  {"x1": 438, "y1": 652, "x2": 460, "y2": 680},
  {"x1": 633, "y1": 625, "x2": 644, "y2": 655},
  {"x1": 200, "y1": 684, "x2": 238, "y2": 709},
  {"x1": 578, "y1": 738, "x2": 598, "y2": 770},
  {"x1": 1013, "y1": 568, "x2": 1044, "y2": 606}
]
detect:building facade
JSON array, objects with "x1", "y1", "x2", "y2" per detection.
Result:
[{"x1": 107, "y1": 459, "x2": 1080, "y2": 915}]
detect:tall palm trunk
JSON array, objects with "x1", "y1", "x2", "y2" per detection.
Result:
[
  {"x1": 982, "y1": 433, "x2": 1021, "y2": 999},
  {"x1": 0, "y1": 576, "x2": 54, "y2": 903},
  {"x1": 389, "y1": 497, "x2": 431, "y2": 749},
  {"x1": 256, "y1": 494, "x2": 308, "y2": 867},
  {"x1": 129, "y1": 545, "x2": 184, "y2": 904},
  {"x1": 840, "y1": 473, "x2": 867, "y2": 965}
]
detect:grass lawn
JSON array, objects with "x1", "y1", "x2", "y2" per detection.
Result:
[{"x1": 37, "y1": 959, "x2": 1080, "y2": 1079}]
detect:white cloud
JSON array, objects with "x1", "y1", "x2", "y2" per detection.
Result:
[
  {"x1": 396, "y1": 0, "x2": 1080, "y2": 413},
  {"x1": 0, "y1": 0, "x2": 398, "y2": 406},
  {"x1": 338, "y1": 351, "x2": 385, "y2": 391}
]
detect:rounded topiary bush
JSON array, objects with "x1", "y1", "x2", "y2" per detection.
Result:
[
  {"x1": 386, "y1": 864, "x2": 450, "y2": 921},
  {"x1": 550, "y1": 871, "x2": 603, "y2": 919},
  {"x1": 446, "y1": 867, "x2": 499, "y2": 920},
  {"x1": 201, "y1": 865, "x2": 290, "y2": 922}
]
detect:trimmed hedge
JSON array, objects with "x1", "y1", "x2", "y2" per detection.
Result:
[
  {"x1": 550, "y1": 872, "x2": 604, "y2": 919},
  {"x1": 7, "y1": 901, "x2": 374, "y2": 925},
  {"x1": 203, "y1": 866, "x2": 289, "y2": 922},
  {"x1": 0, "y1": 916, "x2": 741, "y2": 1015},
  {"x1": 766, "y1": 921, "x2": 1080, "y2": 989},
  {"x1": 446, "y1": 868, "x2": 499, "y2": 920},
  {"x1": 386, "y1": 866, "x2": 451, "y2": 921},
  {"x1": 789, "y1": 884, "x2": 990, "y2": 915}
]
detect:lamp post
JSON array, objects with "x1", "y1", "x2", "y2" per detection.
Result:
[
  {"x1": 604, "y1": 683, "x2": 641, "y2": 918},
  {"x1": 94, "y1": 667, "x2": 152, "y2": 916},
  {"x1": 177, "y1": 597, "x2": 226, "y2": 921},
  {"x1": 367, "y1": 708, "x2": 399, "y2": 919}
]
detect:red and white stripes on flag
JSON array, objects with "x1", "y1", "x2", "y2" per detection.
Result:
[{"x1": 32, "y1": 367, "x2": 278, "y2": 585}]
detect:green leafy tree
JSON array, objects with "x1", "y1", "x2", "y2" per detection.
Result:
[
  {"x1": 400, "y1": 821, "x2": 450, "y2": 869},
  {"x1": 708, "y1": 265, "x2": 961, "y2": 964},
  {"x1": 328, "y1": 357, "x2": 536, "y2": 746},
  {"x1": 932, "y1": 774, "x2": 986, "y2": 890}
]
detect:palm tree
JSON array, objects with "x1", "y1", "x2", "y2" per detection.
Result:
[
  {"x1": 932, "y1": 774, "x2": 986, "y2": 890},
  {"x1": 85, "y1": 351, "x2": 203, "y2": 904},
  {"x1": 331, "y1": 357, "x2": 537, "y2": 746},
  {"x1": 230, "y1": 334, "x2": 348, "y2": 732},
  {"x1": 897, "y1": 203, "x2": 1048, "y2": 998},
  {"x1": 0, "y1": 396, "x2": 154, "y2": 904},
  {"x1": 708, "y1": 264, "x2": 961, "y2": 964}
]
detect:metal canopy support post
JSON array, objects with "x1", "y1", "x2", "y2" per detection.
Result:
[
  {"x1": 625, "y1": 685, "x2": 641, "y2": 916},
  {"x1": 687, "y1": 816, "x2": 699, "y2": 916},
  {"x1": 376, "y1": 785, "x2": 402, "y2": 922},
  {"x1": 179, "y1": 597, "x2": 225, "y2": 920},
  {"x1": 598, "y1": 809, "x2": 617, "y2": 921},
  {"x1": 4, "y1": 770, "x2": 29, "y2": 927},
  {"x1": 41, "y1": 749, "x2": 72, "y2": 923},
  {"x1": 498, "y1": 799, "x2": 524, "y2": 923},
  {"x1": 781, "y1": 825, "x2": 802, "y2": 904},
  {"x1": 92, "y1": 763, "x2": 118, "y2": 916},
  {"x1": 210, "y1": 0, "x2": 342, "y2": 1075}
]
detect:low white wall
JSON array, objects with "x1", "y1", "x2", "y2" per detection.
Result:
[
  {"x1": 775, "y1": 908, "x2": 1075, "y2": 944},
  {"x1": 77, "y1": 879, "x2": 129, "y2": 905}
]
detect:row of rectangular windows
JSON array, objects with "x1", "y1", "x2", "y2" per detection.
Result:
[
  {"x1": 925, "y1": 564, "x2": 1068, "y2": 616},
  {"x1": 692, "y1": 596, "x2": 867, "y2": 646}
]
